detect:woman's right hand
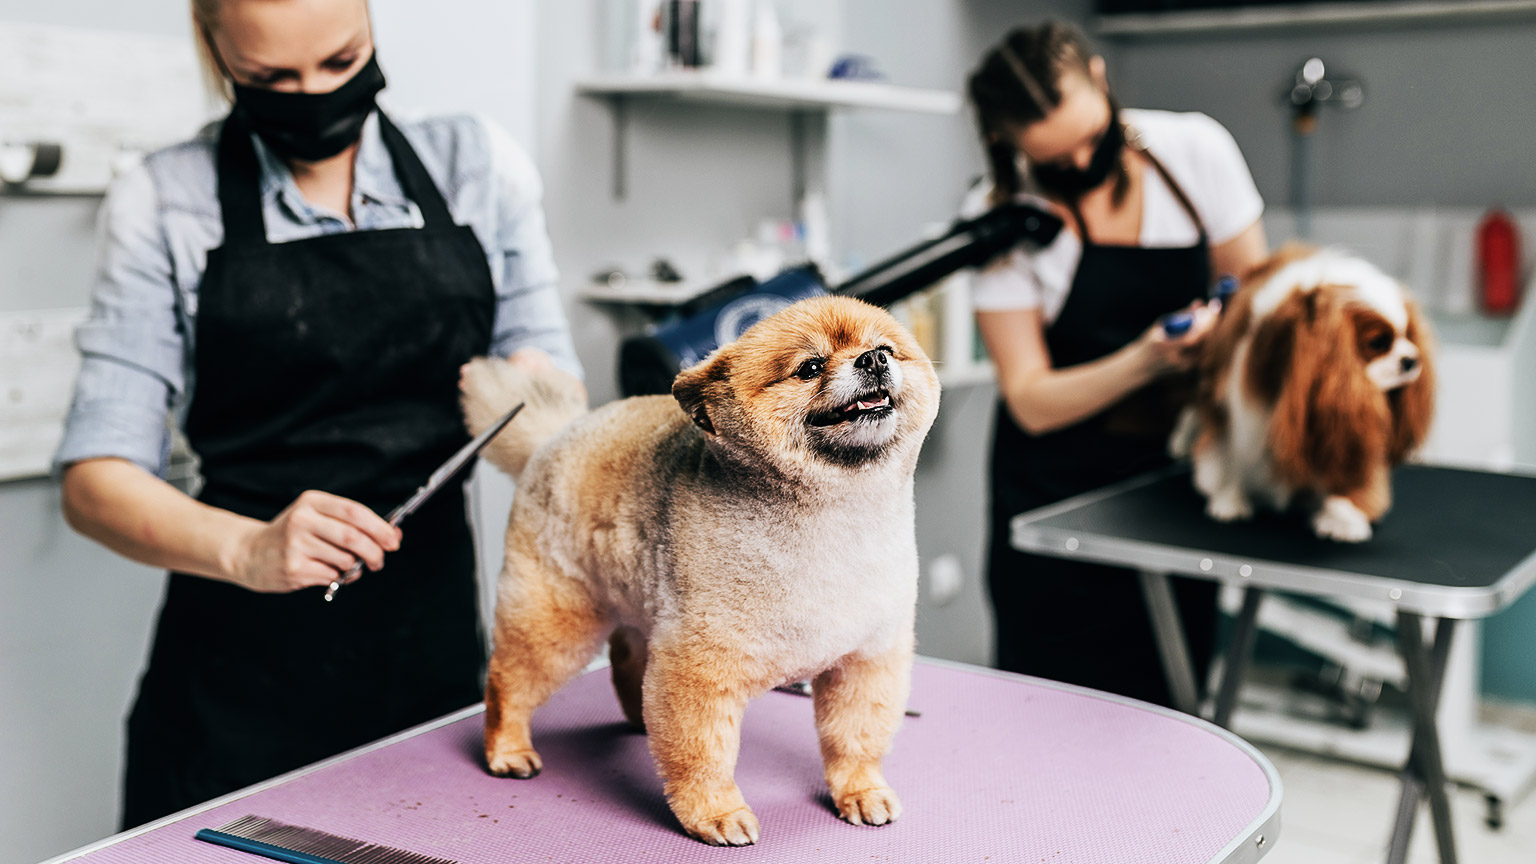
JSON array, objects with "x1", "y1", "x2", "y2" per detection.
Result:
[
  {"x1": 223, "y1": 490, "x2": 401, "y2": 593},
  {"x1": 1138, "y1": 298, "x2": 1221, "y2": 377}
]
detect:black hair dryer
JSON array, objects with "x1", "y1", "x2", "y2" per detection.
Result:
[{"x1": 617, "y1": 202, "x2": 1065, "y2": 397}]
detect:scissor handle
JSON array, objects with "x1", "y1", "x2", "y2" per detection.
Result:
[
  {"x1": 321, "y1": 498, "x2": 415, "y2": 602},
  {"x1": 323, "y1": 562, "x2": 363, "y2": 602}
]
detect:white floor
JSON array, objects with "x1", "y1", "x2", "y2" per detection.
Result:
[{"x1": 1257, "y1": 743, "x2": 1536, "y2": 864}]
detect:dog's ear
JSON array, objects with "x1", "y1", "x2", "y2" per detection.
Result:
[
  {"x1": 672, "y1": 352, "x2": 730, "y2": 435},
  {"x1": 1266, "y1": 288, "x2": 1387, "y2": 493},
  {"x1": 1389, "y1": 299, "x2": 1436, "y2": 462}
]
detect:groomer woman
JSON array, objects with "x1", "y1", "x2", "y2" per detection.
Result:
[
  {"x1": 966, "y1": 21, "x2": 1267, "y2": 708},
  {"x1": 55, "y1": 0, "x2": 582, "y2": 828}
]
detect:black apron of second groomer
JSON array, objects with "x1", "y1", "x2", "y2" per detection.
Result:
[
  {"x1": 120, "y1": 111, "x2": 494, "y2": 829},
  {"x1": 987, "y1": 147, "x2": 1220, "y2": 709}
]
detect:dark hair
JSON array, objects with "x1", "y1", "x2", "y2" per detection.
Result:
[{"x1": 968, "y1": 20, "x2": 1126, "y2": 206}]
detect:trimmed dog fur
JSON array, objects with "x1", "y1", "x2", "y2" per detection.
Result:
[{"x1": 462, "y1": 296, "x2": 941, "y2": 846}]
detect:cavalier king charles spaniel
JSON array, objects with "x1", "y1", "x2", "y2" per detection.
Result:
[{"x1": 1183, "y1": 244, "x2": 1436, "y2": 542}]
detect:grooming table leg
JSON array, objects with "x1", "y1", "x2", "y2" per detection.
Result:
[
  {"x1": 1386, "y1": 618, "x2": 1456, "y2": 864},
  {"x1": 1138, "y1": 570, "x2": 1200, "y2": 716},
  {"x1": 1212, "y1": 587, "x2": 1265, "y2": 729},
  {"x1": 1390, "y1": 613, "x2": 1458, "y2": 864}
]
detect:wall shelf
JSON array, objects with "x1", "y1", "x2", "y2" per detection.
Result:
[
  {"x1": 1093, "y1": 0, "x2": 1536, "y2": 38},
  {"x1": 575, "y1": 73, "x2": 961, "y2": 114},
  {"x1": 576, "y1": 72, "x2": 960, "y2": 200}
]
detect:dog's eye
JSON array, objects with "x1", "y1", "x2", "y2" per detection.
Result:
[
  {"x1": 1366, "y1": 332, "x2": 1393, "y2": 354},
  {"x1": 794, "y1": 358, "x2": 825, "y2": 380}
]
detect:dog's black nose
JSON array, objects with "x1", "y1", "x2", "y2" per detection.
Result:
[
  {"x1": 855, "y1": 349, "x2": 888, "y2": 372},
  {"x1": 1401, "y1": 355, "x2": 1418, "y2": 373}
]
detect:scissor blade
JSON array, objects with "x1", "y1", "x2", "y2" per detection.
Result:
[{"x1": 404, "y1": 402, "x2": 524, "y2": 520}]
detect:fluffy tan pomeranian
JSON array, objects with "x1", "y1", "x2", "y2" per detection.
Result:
[{"x1": 459, "y1": 295, "x2": 941, "y2": 846}]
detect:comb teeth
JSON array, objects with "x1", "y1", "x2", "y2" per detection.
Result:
[{"x1": 201, "y1": 815, "x2": 458, "y2": 864}]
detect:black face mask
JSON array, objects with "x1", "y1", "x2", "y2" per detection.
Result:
[
  {"x1": 232, "y1": 53, "x2": 386, "y2": 162},
  {"x1": 1029, "y1": 102, "x2": 1125, "y2": 200}
]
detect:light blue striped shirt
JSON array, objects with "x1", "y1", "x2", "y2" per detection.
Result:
[{"x1": 53, "y1": 110, "x2": 581, "y2": 479}]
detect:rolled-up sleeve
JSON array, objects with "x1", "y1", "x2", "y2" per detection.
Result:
[
  {"x1": 52, "y1": 163, "x2": 183, "y2": 479},
  {"x1": 480, "y1": 118, "x2": 583, "y2": 379}
]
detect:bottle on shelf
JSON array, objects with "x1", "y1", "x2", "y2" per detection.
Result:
[
  {"x1": 1477, "y1": 207, "x2": 1522, "y2": 316},
  {"x1": 710, "y1": 0, "x2": 750, "y2": 77},
  {"x1": 751, "y1": 0, "x2": 783, "y2": 79}
]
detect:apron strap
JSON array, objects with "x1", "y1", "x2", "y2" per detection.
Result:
[
  {"x1": 1066, "y1": 202, "x2": 1092, "y2": 247},
  {"x1": 214, "y1": 110, "x2": 457, "y2": 245},
  {"x1": 1134, "y1": 138, "x2": 1208, "y2": 245},
  {"x1": 1061, "y1": 126, "x2": 1210, "y2": 249},
  {"x1": 375, "y1": 112, "x2": 456, "y2": 228},
  {"x1": 215, "y1": 110, "x2": 267, "y2": 244}
]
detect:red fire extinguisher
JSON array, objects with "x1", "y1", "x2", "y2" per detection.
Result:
[{"x1": 1477, "y1": 207, "x2": 1521, "y2": 315}]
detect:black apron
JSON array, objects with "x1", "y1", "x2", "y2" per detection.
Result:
[
  {"x1": 121, "y1": 111, "x2": 494, "y2": 829},
  {"x1": 986, "y1": 149, "x2": 1220, "y2": 709}
]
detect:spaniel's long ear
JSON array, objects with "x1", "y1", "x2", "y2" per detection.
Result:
[
  {"x1": 1267, "y1": 288, "x2": 1387, "y2": 492},
  {"x1": 672, "y1": 350, "x2": 730, "y2": 435},
  {"x1": 1389, "y1": 299, "x2": 1437, "y2": 462}
]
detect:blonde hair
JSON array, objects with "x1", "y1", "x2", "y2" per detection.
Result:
[{"x1": 191, "y1": 0, "x2": 233, "y2": 102}]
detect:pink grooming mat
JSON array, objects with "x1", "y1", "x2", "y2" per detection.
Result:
[{"x1": 57, "y1": 659, "x2": 1279, "y2": 863}]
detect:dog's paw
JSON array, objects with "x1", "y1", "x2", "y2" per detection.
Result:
[
  {"x1": 684, "y1": 807, "x2": 761, "y2": 846},
  {"x1": 486, "y1": 748, "x2": 543, "y2": 779},
  {"x1": 835, "y1": 786, "x2": 903, "y2": 827},
  {"x1": 1206, "y1": 488, "x2": 1253, "y2": 522},
  {"x1": 1167, "y1": 407, "x2": 1199, "y2": 460},
  {"x1": 1313, "y1": 497, "x2": 1372, "y2": 543}
]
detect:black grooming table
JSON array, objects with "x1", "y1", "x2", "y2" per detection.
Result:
[
  {"x1": 1012, "y1": 464, "x2": 1536, "y2": 617},
  {"x1": 1009, "y1": 463, "x2": 1536, "y2": 864}
]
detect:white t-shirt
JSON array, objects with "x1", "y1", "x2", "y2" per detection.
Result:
[{"x1": 963, "y1": 108, "x2": 1263, "y2": 322}]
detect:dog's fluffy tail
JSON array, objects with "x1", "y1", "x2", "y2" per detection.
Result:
[{"x1": 460, "y1": 357, "x2": 587, "y2": 481}]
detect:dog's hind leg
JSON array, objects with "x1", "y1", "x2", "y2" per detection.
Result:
[
  {"x1": 813, "y1": 638, "x2": 914, "y2": 827},
  {"x1": 608, "y1": 626, "x2": 648, "y2": 730},
  {"x1": 643, "y1": 642, "x2": 759, "y2": 846},
  {"x1": 484, "y1": 548, "x2": 608, "y2": 779}
]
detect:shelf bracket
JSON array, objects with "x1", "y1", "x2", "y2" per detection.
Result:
[
  {"x1": 789, "y1": 109, "x2": 808, "y2": 209},
  {"x1": 611, "y1": 94, "x2": 628, "y2": 201}
]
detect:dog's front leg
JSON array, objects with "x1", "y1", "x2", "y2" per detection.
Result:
[
  {"x1": 812, "y1": 639, "x2": 913, "y2": 827},
  {"x1": 643, "y1": 645, "x2": 759, "y2": 846}
]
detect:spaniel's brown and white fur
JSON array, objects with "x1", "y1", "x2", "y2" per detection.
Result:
[{"x1": 1185, "y1": 245, "x2": 1436, "y2": 542}]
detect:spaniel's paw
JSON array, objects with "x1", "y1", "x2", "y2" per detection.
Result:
[
  {"x1": 1207, "y1": 488, "x2": 1253, "y2": 522},
  {"x1": 1313, "y1": 497, "x2": 1372, "y2": 543}
]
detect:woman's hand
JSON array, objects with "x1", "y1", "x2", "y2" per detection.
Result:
[
  {"x1": 223, "y1": 490, "x2": 401, "y2": 593},
  {"x1": 1138, "y1": 298, "x2": 1221, "y2": 377}
]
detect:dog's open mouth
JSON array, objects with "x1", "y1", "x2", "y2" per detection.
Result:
[{"x1": 808, "y1": 391, "x2": 894, "y2": 427}]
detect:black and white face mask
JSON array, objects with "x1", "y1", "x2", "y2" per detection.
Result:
[
  {"x1": 232, "y1": 53, "x2": 386, "y2": 162},
  {"x1": 1027, "y1": 98, "x2": 1125, "y2": 200}
]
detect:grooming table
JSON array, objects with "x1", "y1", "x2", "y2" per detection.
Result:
[
  {"x1": 1010, "y1": 464, "x2": 1536, "y2": 864},
  {"x1": 45, "y1": 658, "x2": 1280, "y2": 864}
]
